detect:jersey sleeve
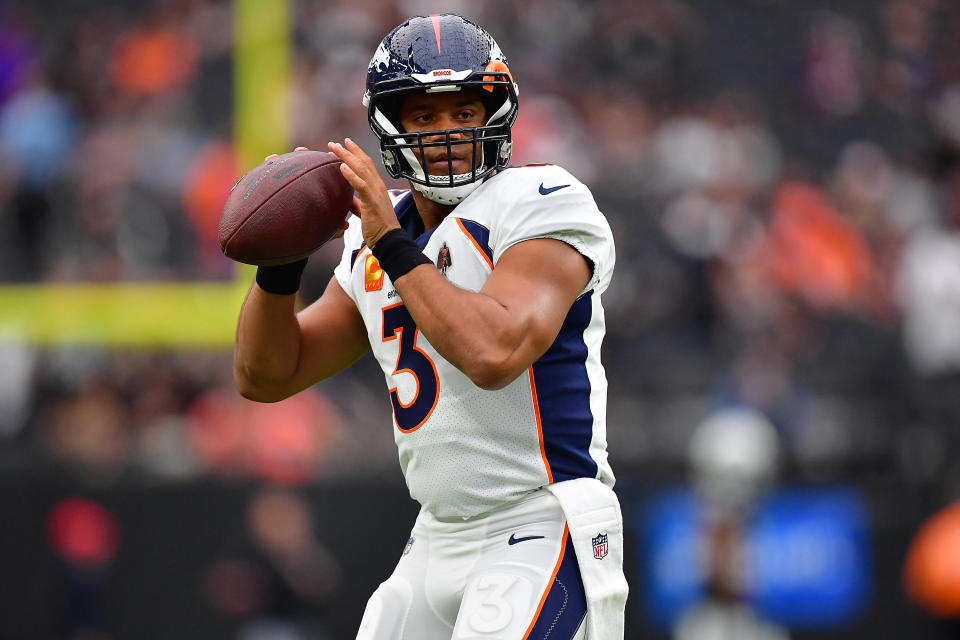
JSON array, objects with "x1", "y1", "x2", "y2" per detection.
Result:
[
  {"x1": 490, "y1": 166, "x2": 615, "y2": 295},
  {"x1": 333, "y1": 215, "x2": 364, "y2": 305}
]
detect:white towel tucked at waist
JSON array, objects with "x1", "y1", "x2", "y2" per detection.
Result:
[{"x1": 547, "y1": 478, "x2": 629, "y2": 639}]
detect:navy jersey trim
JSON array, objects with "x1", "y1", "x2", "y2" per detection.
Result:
[
  {"x1": 350, "y1": 242, "x2": 368, "y2": 269},
  {"x1": 351, "y1": 191, "x2": 435, "y2": 268},
  {"x1": 526, "y1": 529, "x2": 586, "y2": 639},
  {"x1": 416, "y1": 226, "x2": 439, "y2": 250},
  {"x1": 456, "y1": 218, "x2": 494, "y2": 266},
  {"x1": 530, "y1": 292, "x2": 598, "y2": 482},
  {"x1": 394, "y1": 190, "x2": 441, "y2": 250},
  {"x1": 394, "y1": 191, "x2": 424, "y2": 239}
]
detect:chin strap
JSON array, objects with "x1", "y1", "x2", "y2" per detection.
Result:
[
  {"x1": 372, "y1": 105, "x2": 494, "y2": 205},
  {"x1": 411, "y1": 177, "x2": 484, "y2": 205}
]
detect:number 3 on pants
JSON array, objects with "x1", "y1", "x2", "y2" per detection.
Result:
[
  {"x1": 455, "y1": 574, "x2": 534, "y2": 638},
  {"x1": 382, "y1": 303, "x2": 440, "y2": 433}
]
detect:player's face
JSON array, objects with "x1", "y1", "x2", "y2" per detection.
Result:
[{"x1": 398, "y1": 89, "x2": 488, "y2": 176}]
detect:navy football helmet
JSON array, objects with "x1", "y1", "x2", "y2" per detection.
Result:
[{"x1": 363, "y1": 14, "x2": 519, "y2": 205}]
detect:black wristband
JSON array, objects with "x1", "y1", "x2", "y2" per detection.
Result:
[
  {"x1": 255, "y1": 258, "x2": 308, "y2": 295},
  {"x1": 371, "y1": 229, "x2": 431, "y2": 281}
]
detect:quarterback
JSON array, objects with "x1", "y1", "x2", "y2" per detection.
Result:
[{"x1": 233, "y1": 14, "x2": 627, "y2": 639}]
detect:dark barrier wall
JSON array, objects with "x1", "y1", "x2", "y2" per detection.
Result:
[
  {"x1": 0, "y1": 473, "x2": 944, "y2": 640},
  {"x1": 0, "y1": 475, "x2": 421, "y2": 640}
]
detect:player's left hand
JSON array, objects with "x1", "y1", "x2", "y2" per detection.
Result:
[{"x1": 328, "y1": 138, "x2": 400, "y2": 248}]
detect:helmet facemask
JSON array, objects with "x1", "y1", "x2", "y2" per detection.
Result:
[{"x1": 365, "y1": 65, "x2": 518, "y2": 204}]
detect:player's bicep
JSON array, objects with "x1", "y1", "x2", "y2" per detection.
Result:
[
  {"x1": 481, "y1": 238, "x2": 592, "y2": 362},
  {"x1": 291, "y1": 276, "x2": 370, "y2": 389}
]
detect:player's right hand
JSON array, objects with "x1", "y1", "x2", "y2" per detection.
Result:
[{"x1": 327, "y1": 138, "x2": 400, "y2": 249}]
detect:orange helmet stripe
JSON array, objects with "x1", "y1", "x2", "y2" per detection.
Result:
[{"x1": 429, "y1": 14, "x2": 443, "y2": 54}]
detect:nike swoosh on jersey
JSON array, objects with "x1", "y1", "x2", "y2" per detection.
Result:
[
  {"x1": 508, "y1": 533, "x2": 546, "y2": 545},
  {"x1": 539, "y1": 183, "x2": 571, "y2": 195}
]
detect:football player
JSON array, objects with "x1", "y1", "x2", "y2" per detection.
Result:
[{"x1": 234, "y1": 14, "x2": 627, "y2": 639}]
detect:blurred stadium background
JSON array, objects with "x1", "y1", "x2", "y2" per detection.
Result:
[{"x1": 1, "y1": 0, "x2": 959, "y2": 638}]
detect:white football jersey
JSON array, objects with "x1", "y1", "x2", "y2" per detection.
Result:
[{"x1": 334, "y1": 164, "x2": 616, "y2": 519}]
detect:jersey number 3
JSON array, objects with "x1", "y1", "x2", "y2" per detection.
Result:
[{"x1": 382, "y1": 303, "x2": 439, "y2": 433}]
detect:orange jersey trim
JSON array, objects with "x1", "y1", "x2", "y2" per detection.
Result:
[
  {"x1": 455, "y1": 217, "x2": 494, "y2": 270},
  {"x1": 522, "y1": 524, "x2": 570, "y2": 639},
  {"x1": 528, "y1": 367, "x2": 553, "y2": 484},
  {"x1": 351, "y1": 245, "x2": 365, "y2": 270}
]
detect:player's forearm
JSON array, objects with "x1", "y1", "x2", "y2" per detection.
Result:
[
  {"x1": 394, "y1": 266, "x2": 538, "y2": 390},
  {"x1": 233, "y1": 284, "x2": 303, "y2": 401}
]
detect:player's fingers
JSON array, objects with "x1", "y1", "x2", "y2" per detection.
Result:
[
  {"x1": 328, "y1": 140, "x2": 350, "y2": 157},
  {"x1": 345, "y1": 144, "x2": 387, "y2": 193},
  {"x1": 330, "y1": 143, "x2": 388, "y2": 207},
  {"x1": 294, "y1": 146, "x2": 308, "y2": 152},
  {"x1": 333, "y1": 147, "x2": 377, "y2": 197},
  {"x1": 328, "y1": 141, "x2": 359, "y2": 172},
  {"x1": 264, "y1": 153, "x2": 279, "y2": 162},
  {"x1": 343, "y1": 139, "x2": 380, "y2": 177},
  {"x1": 333, "y1": 140, "x2": 377, "y2": 181},
  {"x1": 343, "y1": 138, "x2": 369, "y2": 161},
  {"x1": 330, "y1": 141, "x2": 366, "y2": 175},
  {"x1": 349, "y1": 196, "x2": 362, "y2": 215},
  {"x1": 337, "y1": 161, "x2": 367, "y2": 194}
]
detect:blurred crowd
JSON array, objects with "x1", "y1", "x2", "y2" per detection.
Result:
[{"x1": 2, "y1": 0, "x2": 960, "y2": 636}]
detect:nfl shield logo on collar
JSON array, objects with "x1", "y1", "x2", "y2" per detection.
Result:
[{"x1": 592, "y1": 532, "x2": 608, "y2": 560}]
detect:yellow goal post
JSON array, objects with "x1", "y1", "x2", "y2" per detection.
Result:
[{"x1": 0, "y1": 0, "x2": 289, "y2": 347}]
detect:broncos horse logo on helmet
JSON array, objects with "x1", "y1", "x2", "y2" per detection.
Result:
[{"x1": 362, "y1": 14, "x2": 519, "y2": 205}]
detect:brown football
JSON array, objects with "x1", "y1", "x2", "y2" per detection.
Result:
[{"x1": 218, "y1": 150, "x2": 353, "y2": 266}]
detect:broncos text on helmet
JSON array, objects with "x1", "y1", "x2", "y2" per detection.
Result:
[{"x1": 362, "y1": 14, "x2": 519, "y2": 205}]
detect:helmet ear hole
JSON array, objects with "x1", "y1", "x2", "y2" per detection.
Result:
[{"x1": 381, "y1": 150, "x2": 395, "y2": 170}]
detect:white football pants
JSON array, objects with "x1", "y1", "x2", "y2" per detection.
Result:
[{"x1": 355, "y1": 489, "x2": 587, "y2": 640}]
